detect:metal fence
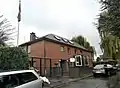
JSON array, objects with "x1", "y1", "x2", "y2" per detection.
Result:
[
  {"x1": 30, "y1": 57, "x2": 92, "y2": 77},
  {"x1": 30, "y1": 57, "x2": 65, "y2": 77}
]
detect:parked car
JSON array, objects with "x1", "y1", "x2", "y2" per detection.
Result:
[
  {"x1": 116, "y1": 64, "x2": 120, "y2": 71},
  {"x1": 0, "y1": 70, "x2": 50, "y2": 88},
  {"x1": 93, "y1": 64, "x2": 116, "y2": 77}
]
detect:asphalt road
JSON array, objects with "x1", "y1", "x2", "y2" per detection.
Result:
[{"x1": 62, "y1": 77, "x2": 109, "y2": 88}]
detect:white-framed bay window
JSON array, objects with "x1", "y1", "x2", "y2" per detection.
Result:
[{"x1": 75, "y1": 55, "x2": 82, "y2": 66}]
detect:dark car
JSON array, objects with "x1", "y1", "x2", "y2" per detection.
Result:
[
  {"x1": 93, "y1": 64, "x2": 116, "y2": 77},
  {"x1": 116, "y1": 64, "x2": 120, "y2": 71}
]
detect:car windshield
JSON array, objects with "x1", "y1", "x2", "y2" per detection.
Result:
[
  {"x1": 94, "y1": 64, "x2": 104, "y2": 68},
  {"x1": 94, "y1": 64, "x2": 112, "y2": 68}
]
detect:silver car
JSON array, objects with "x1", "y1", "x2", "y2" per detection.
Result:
[
  {"x1": 93, "y1": 64, "x2": 113, "y2": 77},
  {"x1": 0, "y1": 70, "x2": 50, "y2": 88}
]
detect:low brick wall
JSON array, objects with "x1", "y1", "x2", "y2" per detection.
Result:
[
  {"x1": 69, "y1": 66, "x2": 92, "y2": 78},
  {"x1": 45, "y1": 66, "x2": 92, "y2": 77}
]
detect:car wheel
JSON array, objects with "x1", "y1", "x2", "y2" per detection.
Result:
[
  {"x1": 42, "y1": 83, "x2": 44, "y2": 88},
  {"x1": 105, "y1": 71, "x2": 111, "y2": 76},
  {"x1": 93, "y1": 73, "x2": 97, "y2": 77},
  {"x1": 108, "y1": 71, "x2": 111, "y2": 76}
]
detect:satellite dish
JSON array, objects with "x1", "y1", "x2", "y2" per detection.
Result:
[{"x1": 70, "y1": 58, "x2": 75, "y2": 62}]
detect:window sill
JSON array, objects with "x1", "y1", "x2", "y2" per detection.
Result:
[{"x1": 76, "y1": 65, "x2": 82, "y2": 67}]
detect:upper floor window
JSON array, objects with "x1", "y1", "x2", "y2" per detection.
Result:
[
  {"x1": 75, "y1": 49, "x2": 77, "y2": 54},
  {"x1": 80, "y1": 50, "x2": 82, "y2": 54},
  {"x1": 67, "y1": 47, "x2": 71, "y2": 54},
  {"x1": 60, "y1": 46, "x2": 65, "y2": 52}
]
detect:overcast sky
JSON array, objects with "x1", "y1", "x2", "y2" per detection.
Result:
[{"x1": 0, "y1": 0, "x2": 102, "y2": 56}]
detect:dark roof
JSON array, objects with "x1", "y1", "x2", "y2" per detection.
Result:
[{"x1": 20, "y1": 34, "x2": 91, "y2": 52}]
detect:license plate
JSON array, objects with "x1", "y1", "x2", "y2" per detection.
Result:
[{"x1": 96, "y1": 71, "x2": 102, "y2": 73}]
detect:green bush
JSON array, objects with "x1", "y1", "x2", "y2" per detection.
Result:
[{"x1": 0, "y1": 47, "x2": 29, "y2": 71}]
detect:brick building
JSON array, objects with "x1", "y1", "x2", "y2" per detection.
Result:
[{"x1": 20, "y1": 33, "x2": 94, "y2": 76}]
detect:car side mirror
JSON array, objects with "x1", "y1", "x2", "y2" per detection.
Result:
[{"x1": 39, "y1": 76, "x2": 50, "y2": 84}]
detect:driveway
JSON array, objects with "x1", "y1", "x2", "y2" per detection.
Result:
[{"x1": 62, "y1": 77, "x2": 109, "y2": 88}]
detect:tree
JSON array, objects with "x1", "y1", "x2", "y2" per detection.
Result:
[
  {"x1": 71, "y1": 35, "x2": 85, "y2": 47},
  {"x1": 71, "y1": 35, "x2": 96, "y2": 54},
  {"x1": 97, "y1": 1, "x2": 120, "y2": 60},
  {"x1": 71, "y1": 35, "x2": 91, "y2": 49},
  {"x1": 96, "y1": 57, "x2": 101, "y2": 62},
  {"x1": 0, "y1": 47, "x2": 29, "y2": 70},
  {"x1": 0, "y1": 15, "x2": 14, "y2": 46},
  {"x1": 99, "y1": 0, "x2": 120, "y2": 37}
]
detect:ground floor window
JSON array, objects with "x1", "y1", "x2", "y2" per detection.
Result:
[
  {"x1": 75, "y1": 55, "x2": 90, "y2": 66},
  {"x1": 84, "y1": 56, "x2": 89, "y2": 66},
  {"x1": 75, "y1": 55, "x2": 82, "y2": 66}
]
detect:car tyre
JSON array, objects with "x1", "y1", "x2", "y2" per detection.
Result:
[
  {"x1": 93, "y1": 73, "x2": 97, "y2": 77},
  {"x1": 107, "y1": 71, "x2": 111, "y2": 76},
  {"x1": 42, "y1": 83, "x2": 44, "y2": 88}
]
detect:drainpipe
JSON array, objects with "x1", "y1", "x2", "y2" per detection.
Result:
[{"x1": 44, "y1": 40, "x2": 46, "y2": 76}]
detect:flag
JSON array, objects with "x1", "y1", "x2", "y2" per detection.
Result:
[{"x1": 17, "y1": 0, "x2": 21, "y2": 22}]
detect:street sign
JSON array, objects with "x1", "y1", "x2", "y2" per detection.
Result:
[{"x1": 70, "y1": 58, "x2": 75, "y2": 62}]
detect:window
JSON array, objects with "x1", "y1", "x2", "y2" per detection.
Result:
[
  {"x1": 54, "y1": 35, "x2": 61, "y2": 40},
  {"x1": 17, "y1": 72, "x2": 38, "y2": 84},
  {"x1": 80, "y1": 50, "x2": 82, "y2": 53},
  {"x1": 28, "y1": 45, "x2": 31, "y2": 53},
  {"x1": 67, "y1": 47, "x2": 71, "y2": 54},
  {"x1": 75, "y1": 49, "x2": 77, "y2": 54},
  {"x1": 60, "y1": 46, "x2": 65, "y2": 51},
  {"x1": 0, "y1": 75, "x2": 20, "y2": 88},
  {"x1": 62, "y1": 38, "x2": 68, "y2": 43},
  {"x1": 75, "y1": 55, "x2": 82, "y2": 66},
  {"x1": 0, "y1": 72, "x2": 38, "y2": 88},
  {"x1": 87, "y1": 56, "x2": 90, "y2": 65},
  {"x1": 84, "y1": 56, "x2": 89, "y2": 66},
  {"x1": 68, "y1": 40, "x2": 74, "y2": 44}
]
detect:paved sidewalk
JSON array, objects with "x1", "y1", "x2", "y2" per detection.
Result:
[{"x1": 44, "y1": 74, "x2": 92, "y2": 88}]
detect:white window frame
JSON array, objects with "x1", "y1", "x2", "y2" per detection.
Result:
[
  {"x1": 60, "y1": 46, "x2": 64, "y2": 52},
  {"x1": 28, "y1": 45, "x2": 31, "y2": 53},
  {"x1": 75, "y1": 55, "x2": 82, "y2": 66}
]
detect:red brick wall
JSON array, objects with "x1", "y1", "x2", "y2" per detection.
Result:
[
  {"x1": 30, "y1": 41, "x2": 44, "y2": 70},
  {"x1": 82, "y1": 51, "x2": 93, "y2": 67},
  {"x1": 30, "y1": 40, "x2": 44, "y2": 57},
  {"x1": 44, "y1": 41, "x2": 93, "y2": 67},
  {"x1": 29, "y1": 40, "x2": 93, "y2": 68}
]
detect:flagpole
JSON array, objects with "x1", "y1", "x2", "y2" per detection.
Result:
[
  {"x1": 17, "y1": 0, "x2": 21, "y2": 46},
  {"x1": 17, "y1": 21, "x2": 20, "y2": 46}
]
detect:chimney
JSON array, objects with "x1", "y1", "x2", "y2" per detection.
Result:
[{"x1": 30, "y1": 32, "x2": 36, "y2": 41}]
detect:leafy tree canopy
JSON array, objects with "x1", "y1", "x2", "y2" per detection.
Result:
[
  {"x1": 99, "y1": 0, "x2": 120, "y2": 37},
  {"x1": 0, "y1": 47, "x2": 29, "y2": 71},
  {"x1": 0, "y1": 15, "x2": 15, "y2": 46},
  {"x1": 96, "y1": 0, "x2": 120, "y2": 60},
  {"x1": 71, "y1": 35, "x2": 96, "y2": 54}
]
